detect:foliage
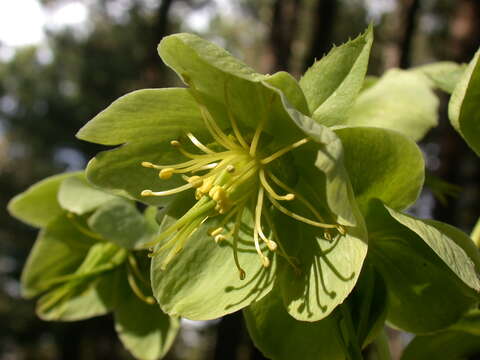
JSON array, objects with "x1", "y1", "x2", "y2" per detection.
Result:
[{"x1": 7, "y1": 28, "x2": 480, "y2": 360}]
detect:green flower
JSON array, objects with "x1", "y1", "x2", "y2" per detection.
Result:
[{"x1": 8, "y1": 173, "x2": 179, "y2": 360}]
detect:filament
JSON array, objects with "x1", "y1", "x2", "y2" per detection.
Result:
[
  {"x1": 186, "y1": 132, "x2": 215, "y2": 154},
  {"x1": 232, "y1": 205, "x2": 246, "y2": 279},
  {"x1": 267, "y1": 171, "x2": 326, "y2": 222},
  {"x1": 267, "y1": 194, "x2": 338, "y2": 229},
  {"x1": 261, "y1": 138, "x2": 309, "y2": 165},
  {"x1": 224, "y1": 82, "x2": 249, "y2": 150},
  {"x1": 259, "y1": 169, "x2": 294, "y2": 201}
]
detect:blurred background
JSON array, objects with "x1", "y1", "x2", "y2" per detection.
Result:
[{"x1": 0, "y1": 0, "x2": 479, "y2": 359}]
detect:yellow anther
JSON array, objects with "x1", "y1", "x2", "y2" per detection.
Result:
[
  {"x1": 159, "y1": 168, "x2": 175, "y2": 179},
  {"x1": 187, "y1": 176, "x2": 203, "y2": 188},
  {"x1": 226, "y1": 164, "x2": 235, "y2": 173},
  {"x1": 336, "y1": 225, "x2": 346, "y2": 235},
  {"x1": 284, "y1": 193, "x2": 295, "y2": 201},
  {"x1": 210, "y1": 185, "x2": 227, "y2": 203},
  {"x1": 141, "y1": 161, "x2": 154, "y2": 168},
  {"x1": 198, "y1": 177, "x2": 214, "y2": 195},
  {"x1": 195, "y1": 189, "x2": 203, "y2": 200},
  {"x1": 267, "y1": 240, "x2": 277, "y2": 251},
  {"x1": 261, "y1": 256, "x2": 270, "y2": 268},
  {"x1": 215, "y1": 234, "x2": 227, "y2": 243},
  {"x1": 170, "y1": 140, "x2": 181, "y2": 147},
  {"x1": 141, "y1": 190, "x2": 153, "y2": 196},
  {"x1": 324, "y1": 231, "x2": 332, "y2": 241},
  {"x1": 238, "y1": 269, "x2": 246, "y2": 280},
  {"x1": 209, "y1": 227, "x2": 224, "y2": 237}
]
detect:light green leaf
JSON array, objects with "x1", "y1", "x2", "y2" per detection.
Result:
[
  {"x1": 402, "y1": 331, "x2": 480, "y2": 360},
  {"x1": 367, "y1": 201, "x2": 478, "y2": 333},
  {"x1": 342, "y1": 69, "x2": 439, "y2": 141},
  {"x1": 413, "y1": 61, "x2": 467, "y2": 94},
  {"x1": 114, "y1": 271, "x2": 179, "y2": 360},
  {"x1": 86, "y1": 139, "x2": 187, "y2": 206},
  {"x1": 335, "y1": 126, "x2": 425, "y2": 214},
  {"x1": 449, "y1": 49, "x2": 480, "y2": 155},
  {"x1": 8, "y1": 172, "x2": 81, "y2": 228},
  {"x1": 244, "y1": 289, "x2": 346, "y2": 360},
  {"x1": 76, "y1": 88, "x2": 205, "y2": 146},
  {"x1": 58, "y1": 176, "x2": 119, "y2": 215},
  {"x1": 88, "y1": 199, "x2": 158, "y2": 249},
  {"x1": 151, "y1": 206, "x2": 276, "y2": 320},
  {"x1": 262, "y1": 71, "x2": 309, "y2": 115},
  {"x1": 299, "y1": 26, "x2": 373, "y2": 126},
  {"x1": 21, "y1": 213, "x2": 96, "y2": 298},
  {"x1": 386, "y1": 207, "x2": 480, "y2": 292}
]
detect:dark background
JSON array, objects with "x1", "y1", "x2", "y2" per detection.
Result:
[{"x1": 0, "y1": 0, "x2": 479, "y2": 359}]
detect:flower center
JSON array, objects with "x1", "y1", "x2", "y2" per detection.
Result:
[{"x1": 140, "y1": 87, "x2": 346, "y2": 279}]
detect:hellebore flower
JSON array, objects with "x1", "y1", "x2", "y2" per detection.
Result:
[
  {"x1": 8, "y1": 172, "x2": 179, "y2": 360},
  {"x1": 77, "y1": 32, "x2": 370, "y2": 321}
]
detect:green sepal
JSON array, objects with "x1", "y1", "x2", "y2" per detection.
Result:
[
  {"x1": 36, "y1": 241, "x2": 127, "y2": 321},
  {"x1": 342, "y1": 69, "x2": 439, "y2": 141},
  {"x1": 8, "y1": 172, "x2": 81, "y2": 228},
  {"x1": 335, "y1": 126, "x2": 425, "y2": 214},
  {"x1": 114, "y1": 267, "x2": 180, "y2": 360},
  {"x1": 367, "y1": 201, "x2": 479, "y2": 333},
  {"x1": 58, "y1": 176, "x2": 119, "y2": 215},
  {"x1": 88, "y1": 199, "x2": 158, "y2": 250},
  {"x1": 150, "y1": 202, "x2": 276, "y2": 320},
  {"x1": 76, "y1": 88, "x2": 205, "y2": 146},
  {"x1": 413, "y1": 61, "x2": 467, "y2": 94},
  {"x1": 244, "y1": 288, "x2": 346, "y2": 360},
  {"x1": 21, "y1": 213, "x2": 97, "y2": 298},
  {"x1": 86, "y1": 139, "x2": 188, "y2": 206},
  {"x1": 449, "y1": 49, "x2": 480, "y2": 156},
  {"x1": 299, "y1": 26, "x2": 373, "y2": 126}
]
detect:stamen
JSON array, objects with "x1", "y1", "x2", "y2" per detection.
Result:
[
  {"x1": 141, "y1": 182, "x2": 194, "y2": 197},
  {"x1": 232, "y1": 205, "x2": 246, "y2": 279},
  {"x1": 186, "y1": 132, "x2": 214, "y2": 154},
  {"x1": 254, "y1": 187, "x2": 277, "y2": 252},
  {"x1": 254, "y1": 189, "x2": 270, "y2": 268},
  {"x1": 261, "y1": 138, "x2": 309, "y2": 165},
  {"x1": 226, "y1": 164, "x2": 235, "y2": 173},
  {"x1": 259, "y1": 169, "x2": 294, "y2": 201},
  {"x1": 267, "y1": 171, "x2": 325, "y2": 222},
  {"x1": 249, "y1": 92, "x2": 275, "y2": 156},
  {"x1": 267, "y1": 194, "x2": 338, "y2": 229},
  {"x1": 127, "y1": 267, "x2": 156, "y2": 304},
  {"x1": 224, "y1": 82, "x2": 250, "y2": 150},
  {"x1": 159, "y1": 168, "x2": 175, "y2": 179}
]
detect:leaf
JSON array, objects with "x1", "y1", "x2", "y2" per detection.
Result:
[
  {"x1": 449, "y1": 49, "x2": 480, "y2": 156},
  {"x1": 114, "y1": 270, "x2": 179, "y2": 360},
  {"x1": 262, "y1": 71, "x2": 309, "y2": 115},
  {"x1": 413, "y1": 61, "x2": 467, "y2": 94},
  {"x1": 299, "y1": 26, "x2": 373, "y2": 126},
  {"x1": 8, "y1": 172, "x2": 81, "y2": 228},
  {"x1": 335, "y1": 126, "x2": 425, "y2": 214},
  {"x1": 342, "y1": 69, "x2": 439, "y2": 141},
  {"x1": 244, "y1": 289, "x2": 346, "y2": 360},
  {"x1": 401, "y1": 331, "x2": 480, "y2": 360},
  {"x1": 76, "y1": 88, "x2": 205, "y2": 146},
  {"x1": 151, "y1": 205, "x2": 276, "y2": 320},
  {"x1": 386, "y1": 207, "x2": 480, "y2": 292},
  {"x1": 88, "y1": 199, "x2": 158, "y2": 249},
  {"x1": 367, "y1": 201, "x2": 478, "y2": 333},
  {"x1": 21, "y1": 213, "x2": 97, "y2": 298},
  {"x1": 58, "y1": 176, "x2": 119, "y2": 215}
]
